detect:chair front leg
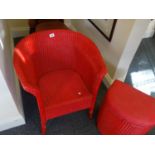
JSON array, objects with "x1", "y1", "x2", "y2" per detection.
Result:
[{"x1": 41, "y1": 119, "x2": 47, "y2": 135}]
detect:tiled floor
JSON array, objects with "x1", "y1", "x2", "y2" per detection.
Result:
[
  {"x1": 1, "y1": 36, "x2": 155, "y2": 135},
  {"x1": 125, "y1": 37, "x2": 155, "y2": 98}
]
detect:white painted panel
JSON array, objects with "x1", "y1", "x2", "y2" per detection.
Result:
[
  {"x1": 0, "y1": 70, "x2": 25, "y2": 131},
  {"x1": 0, "y1": 19, "x2": 25, "y2": 132}
]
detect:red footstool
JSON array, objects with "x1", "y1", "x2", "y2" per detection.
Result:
[{"x1": 97, "y1": 80, "x2": 155, "y2": 135}]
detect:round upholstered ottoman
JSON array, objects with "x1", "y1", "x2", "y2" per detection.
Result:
[{"x1": 97, "y1": 80, "x2": 155, "y2": 135}]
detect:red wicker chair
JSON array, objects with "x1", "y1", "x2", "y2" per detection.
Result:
[{"x1": 13, "y1": 30, "x2": 107, "y2": 134}]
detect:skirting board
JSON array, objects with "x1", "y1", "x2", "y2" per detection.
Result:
[
  {"x1": 143, "y1": 30, "x2": 155, "y2": 38},
  {"x1": 143, "y1": 20, "x2": 155, "y2": 38},
  {"x1": 103, "y1": 74, "x2": 114, "y2": 88},
  {"x1": 11, "y1": 26, "x2": 30, "y2": 38},
  {"x1": 0, "y1": 114, "x2": 25, "y2": 132}
]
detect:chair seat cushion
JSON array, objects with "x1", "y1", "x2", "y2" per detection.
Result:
[
  {"x1": 39, "y1": 70, "x2": 92, "y2": 118},
  {"x1": 106, "y1": 80, "x2": 155, "y2": 126}
]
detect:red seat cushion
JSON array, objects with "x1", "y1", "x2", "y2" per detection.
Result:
[
  {"x1": 39, "y1": 70, "x2": 92, "y2": 118},
  {"x1": 106, "y1": 80, "x2": 155, "y2": 126}
]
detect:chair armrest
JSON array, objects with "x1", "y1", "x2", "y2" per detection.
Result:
[{"x1": 20, "y1": 80, "x2": 46, "y2": 121}]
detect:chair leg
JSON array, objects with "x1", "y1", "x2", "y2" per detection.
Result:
[
  {"x1": 40, "y1": 117, "x2": 46, "y2": 134},
  {"x1": 41, "y1": 125, "x2": 46, "y2": 135},
  {"x1": 36, "y1": 96, "x2": 47, "y2": 134},
  {"x1": 41, "y1": 122, "x2": 46, "y2": 135}
]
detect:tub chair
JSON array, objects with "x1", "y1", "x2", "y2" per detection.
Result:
[{"x1": 13, "y1": 30, "x2": 107, "y2": 134}]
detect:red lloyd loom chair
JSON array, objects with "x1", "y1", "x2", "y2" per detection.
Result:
[{"x1": 13, "y1": 30, "x2": 108, "y2": 134}]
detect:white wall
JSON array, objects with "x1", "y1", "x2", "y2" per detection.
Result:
[
  {"x1": 69, "y1": 19, "x2": 149, "y2": 83},
  {"x1": 0, "y1": 19, "x2": 25, "y2": 132}
]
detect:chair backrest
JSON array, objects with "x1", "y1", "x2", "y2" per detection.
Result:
[{"x1": 14, "y1": 30, "x2": 107, "y2": 93}]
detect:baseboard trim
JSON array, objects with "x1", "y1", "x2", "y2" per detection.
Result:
[
  {"x1": 103, "y1": 73, "x2": 114, "y2": 88},
  {"x1": 143, "y1": 30, "x2": 155, "y2": 38},
  {"x1": 0, "y1": 114, "x2": 25, "y2": 132},
  {"x1": 11, "y1": 26, "x2": 29, "y2": 38}
]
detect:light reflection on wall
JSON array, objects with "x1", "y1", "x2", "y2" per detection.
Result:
[
  {"x1": 130, "y1": 69, "x2": 155, "y2": 96},
  {"x1": 0, "y1": 39, "x2": 4, "y2": 50}
]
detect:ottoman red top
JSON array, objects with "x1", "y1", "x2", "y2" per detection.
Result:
[{"x1": 106, "y1": 80, "x2": 155, "y2": 126}]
